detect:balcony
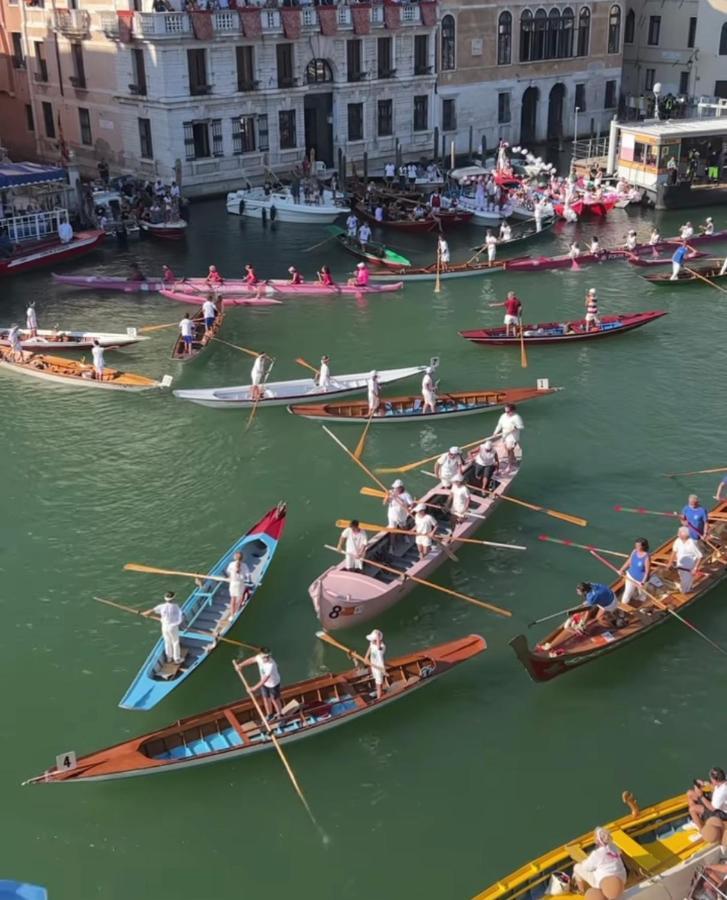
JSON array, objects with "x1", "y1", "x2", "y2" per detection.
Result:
[
  {"x1": 190, "y1": 83, "x2": 213, "y2": 95},
  {"x1": 53, "y1": 9, "x2": 91, "y2": 38},
  {"x1": 347, "y1": 71, "x2": 368, "y2": 83},
  {"x1": 69, "y1": 75, "x2": 87, "y2": 90},
  {"x1": 128, "y1": 83, "x2": 147, "y2": 96},
  {"x1": 237, "y1": 80, "x2": 259, "y2": 92},
  {"x1": 378, "y1": 68, "x2": 397, "y2": 79},
  {"x1": 414, "y1": 65, "x2": 433, "y2": 75}
]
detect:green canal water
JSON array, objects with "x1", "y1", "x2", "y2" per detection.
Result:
[{"x1": 1, "y1": 202, "x2": 726, "y2": 900}]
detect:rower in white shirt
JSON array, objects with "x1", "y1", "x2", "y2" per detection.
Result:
[
  {"x1": 680, "y1": 221, "x2": 694, "y2": 240},
  {"x1": 250, "y1": 352, "x2": 270, "y2": 402},
  {"x1": 91, "y1": 340, "x2": 105, "y2": 380},
  {"x1": 143, "y1": 591, "x2": 184, "y2": 665},
  {"x1": 367, "y1": 370, "x2": 380, "y2": 416},
  {"x1": 201, "y1": 297, "x2": 217, "y2": 336},
  {"x1": 499, "y1": 222, "x2": 512, "y2": 242},
  {"x1": 702, "y1": 217, "x2": 714, "y2": 236},
  {"x1": 437, "y1": 236, "x2": 450, "y2": 267},
  {"x1": 364, "y1": 629, "x2": 388, "y2": 700},
  {"x1": 472, "y1": 439, "x2": 500, "y2": 491},
  {"x1": 449, "y1": 473, "x2": 471, "y2": 525},
  {"x1": 226, "y1": 551, "x2": 252, "y2": 616},
  {"x1": 337, "y1": 520, "x2": 368, "y2": 571},
  {"x1": 421, "y1": 366, "x2": 437, "y2": 414},
  {"x1": 318, "y1": 354, "x2": 331, "y2": 390},
  {"x1": 358, "y1": 223, "x2": 372, "y2": 248},
  {"x1": 346, "y1": 214, "x2": 359, "y2": 237},
  {"x1": 237, "y1": 648, "x2": 283, "y2": 720},
  {"x1": 435, "y1": 446, "x2": 464, "y2": 488},
  {"x1": 26, "y1": 302, "x2": 38, "y2": 337},
  {"x1": 625, "y1": 230, "x2": 638, "y2": 252},
  {"x1": 179, "y1": 313, "x2": 195, "y2": 356},
  {"x1": 485, "y1": 230, "x2": 498, "y2": 265},
  {"x1": 668, "y1": 526, "x2": 703, "y2": 593},
  {"x1": 494, "y1": 404, "x2": 524, "y2": 470},
  {"x1": 384, "y1": 479, "x2": 414, "y2": 529},
  {"x1": 8, "y1": 324, "x2": 23, "y2": 361},
  {"x1": 413, "y1": 504, "x2": 438, "y2": 559}
]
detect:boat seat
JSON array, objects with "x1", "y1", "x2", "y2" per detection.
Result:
[
  {"x1": 610, "y1": 829, "x2": 661, "y2": 873},
  {"x1": 207, "y1": 732, "x2": 231, "y2": 752},
  {"x1": 565, "y1": 844, "x2": 587, "y2": 862}
]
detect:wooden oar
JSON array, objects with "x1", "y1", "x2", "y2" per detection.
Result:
[
  {"x1": 614, "y1": 506, "x2": 722, "y2": 552},
  {"x1": 124, "y1": 562, "x2": 230, "y2": 583},
  {"x1": 93, "y1": 596, "x2": 260, "y2": 651},
  {"x1": 245, "y1": 356, "x2": 275, "y2": 432},
  {"x1": 324, "y1": 544, "x2": 511, "y2": 618},
  {"x1": 321, "y1": 425, "x2": 388, "y2": 492},
  {"x1": 375, "y1": 433, "x2": 497, "y2": 476},
  {"x1": 358, "y1": 485, "x2": 487, "y2": 521},
  {"x1": 588, "y1": 550, "x2": 727, "y2": 658},
  {"x1": 335, "y1": 518, "x2": 526, "y2": 551},
  {"x1": 294, "y1": 356, "x2": 319, "y2": 376},
  {"x1": 232, "y1": 661, "x2": 323, "y2": 835},
  {"x1": 519, "y1": 317, "x2": 528, "y2": 369},
  {"x1": 664, "y1": 467, "x2": 727, "y2": 478},
  {"x1": 315, "y1": 630, "x2": 387, "y2": 675},
  {"x1": 303, "y1": 234, "x2": 335, "y2": 253},
  {"x1": 213, "y1": 338, "x2": 262, "y2": 358},
  {"x1": 139, "y1": 321, "x2": 179, "y2": 333},
  {"x1": 683, "y1": 266, "x2": 727, "y2": 295},
  {"x1": 419, "y1": 471, "x2": 588, "y2": 527},
  {"x1": 434, "y1": 243, "x2": 441, "y2": 294},
  {"x1": 537, "y1": 535, "x2": 628, "y2": 558},
  {"x1": 353, "y1": 406, "x2": 376, "y2": 460},
  {"x1": 528, "y1": 604, "x2": 588, "y2": 628}
]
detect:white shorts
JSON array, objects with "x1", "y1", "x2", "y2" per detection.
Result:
[
  {"x1": 415, "y1": 536, "x2": 432, "y2": 548},
  {"x1": 487, "y1": 248, "x2": 496, "y2": 261},
  {"x1": 345, "y1": 553, "x2": 363, "y2": 570},
  {"x1": 585, "y1": 313, "x2": 599, "y2": 323},
  {"x1": 422, "y1": 389, "x2": 436, "y2": 406},
  {"x1": 504, "y1": 314, "x2": 519, "y2": 326},
  {"x1": 504, "y1": 434, "x2": 518, "y2": 450},
  {"x1": 229, "y1": 581, "x2": 245, "y2": 602},
  {"x1": 452, "y1": 504, "x2": 468, "y2": 517},
  {"x1": 387, "y1": 511, "x2": 407, "y2": 529},
  {"x1": 371, "y1": 666, "x2": 385, "y2": 686}
]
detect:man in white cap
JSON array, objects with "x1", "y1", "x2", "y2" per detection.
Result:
[
  {"x1": 668, "y1": 526, "x2": 703, "y2": 593},
  {"x1": 226, "y1": 550, "x2": 252, "y2": 617},
  {"x1": 421, "y1": 366, "x2": 437, "y2": 415},
  {"x1": 317, "y1": 354, "x2": 331, "y2": 391},
  {"x1": 358, "y1": 222, "x2": 372, "y2": 249},
  {"x1": 414, "y1": 503, "x2": 438, "y2": 559},
  {"x1": 364, "y1": 629, "x2": 387, "y2": 700},
  {"x1": 449, "y1": 473, "x2": 471, "y2": 526},
  {"x1": 584, "y1": 288, "x2": 600, "y2": 332},
  {"x1": 337, "y1": 519, "x2": 368, "y2": 571},
  {"x1": 143, "y1": 591, "x2": 184, "y2": 666},
  {"x1": 91, "y1": 339, "x2": 106, "y2": 381},
  {"x1": 384, "y1": 479, "x2": 414, "y2": 530},
  {"x1": 250, "y1": 352, "x2": 270, "y2": 402},
  {"x1": 237, "y1": 647, "x2": 283, "y2": 720},
  {"x1": 435, "y1": 446, "x2": 464, "y2": 487},
  {"x1": 26, "y1": 302, "x2": 38, "y2": 338},
  {"x1": 367, "y1": 370, "x2": 380, "y2": 416},
  {"x1": 472, "y1": 439, "x2": 500, "y2": 492},
  {"x1": 702, "y1": 217, "x2": 714, "y2": 236},
  {"x1": 494, "y1": 404, "x2": 523, "y2": 470}
]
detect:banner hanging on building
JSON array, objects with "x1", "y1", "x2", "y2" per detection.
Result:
[
  {"x1": 281, "y1": 7, "x2": 301, "y2": 39},
  {"x1": 238, "y1": 7, "x2": 262, "y2": 36},
  {"x1": 383, "y1": 1, "x2": 401, "y2": 30},
  {"x1": 117, "y1": 10, "x2": 134, "y2": 43},
  {"x1": 420, "y1": 1, "x2": 437, "y2": 26},
  {"x1": 190, "y1": 11, "x2": 214, "y2": 39},
  {"x1": 351, "y1": 4, "x2": 371, "y2": 34},
  {"x1": 318, "y1": 6, "x2": 337, "y2": 35}
]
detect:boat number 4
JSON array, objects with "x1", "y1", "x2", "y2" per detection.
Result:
[{"x1": 56, "y1": 750, "x2": 77, "y2": 771}]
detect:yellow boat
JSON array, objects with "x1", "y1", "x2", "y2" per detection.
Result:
[{"x1": 473, "y1": 790, "x2": 721, "y2": 900}]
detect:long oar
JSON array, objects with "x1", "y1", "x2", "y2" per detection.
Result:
[
  {"x1": 334, "y1": 518, "x2": 526, "y2": 551},
  {"x1": 537, "y1": 535, "x2": 628, "y2": 558},
  {"x1": 213, "y1": 338, "x2": 262, "y2": 358},
  {"x1": 614, "y1": 506, "x2": 722, "y2": 552},
  {"x1": 315, "y1": 630, "x2": 387, "y2": 676},
  {"x1": 232, "y1": 661, "x2": 324, "y2": 836},
  {"x1": 683, "y1": 266, "x2": 727, "y2": 295},
  {"x1": 664, "y1": 467, "x2": 727, "y2": 478},
  {"x1": 294, "y1": 356, "x2": 319, "y2": 376},
  {"x1": 434, "y1": 243, "x2": 441, "y2": 294},
  {"x1": 588, "y1": 550, "x2": 727, "y2": 659},
  {"x1": 139, "y1": 321, "x2": 179, "y2": 333},
  {"x1": 324, "y1": 544, "x2": 511, "y2": 617},
  {"x1": 94, "y1": 596, "x2": 260, "y2": 651},
  {"x1": 420, "y1": 471, "x2": 588, "y2": 527},
  {"x1": 518, "y1": 317, "x2": 528, "y2": 369},
  {"x1": 375, "y1": 433, "x2": 497, "y2": 476},
  {"x1": 124, "y1": 562, "x2": 230, "y2": 583},
  {"x1": 358, "y1": 485, "x2": 487, "y2": 521},
  {"x1": 303, "y1": 234, "x2": 335, "y2": 253},
  {"x1": 528, "y1": 604, "x2": 588, "y2": 628},
  {"x1": 245, "y1": 356, "x2": 275, "y2": 432},
  {"x1": 321, "y1": 425, "x2": 388, "y2": 492},
  {"x1": 353, "y1": 406, "x2": 377, "y2": 461}
]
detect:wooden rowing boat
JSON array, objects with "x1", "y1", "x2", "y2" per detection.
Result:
[
  {"x1": 641, "y1": 264, "x2": 727, "y2": 285},
  {"x1": 23, "y1": 634, "x2": 485, "y2": 783},
  {"x1": 139, "y1": 219, "x2": 187, "y2": 240},
  {"x1": 471, "y1": 788, "x2": 719, "y2": 900},
  {"x1": 309, "y1": 436, "x2": 518, "y2": 630},
  {"x1": 0, "y1": 230, "x2": 106, "y2": 277},
  {"x1": 510, "y1": 498, "x2": 727, "y2": 682},
  {"x1": 159, "y1": 289, "x2": 281, "y2": 308},
  {"x1": 369, "y1": 258, "x2": 516, "y2": 283},
  {"x1": 173, "y1": 361, "x2": 434, "y2": 409},
  {"x1": 170, "y1": 306, "x2": 226, "y2": 361},
  {"x1": 51, "y1": 273, "x2": 166, "y2": 292},
  {"x1": 0, "y1": 327, "x2": 148, "y2": 352},
  {"x1": 0, "y1": 348, "x2": 170, "y2": 391},
  {"x1": 460, "y1": 312, "x2": 667, "y2": 346},
  {"x1": 326, "y1": 226, "x2": 411, "y2": 269},
  {"x1": 354, "y1": 204, "x2": 474, "y2": 232},
  {"x1": 626, "y1": 250, "x2": 707, "y2": 267},
  {"x1": 119, "y1": 503, "x2": 287, "y2": 711},
  {"x1": 288, "y1": 385, "x2": 559, "y2": 422}
]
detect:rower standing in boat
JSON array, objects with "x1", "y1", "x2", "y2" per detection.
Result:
[
  {"x1": 585, "y1": 288, "x2": 601, "y2": 331},
  {"x1": 491, "y1": 291, "x2": 522, "y2": 337},
  {"x1": 702, "y1": 217, "x2": 714, "y2": 236},
  {"x1": 680, "y1": 493, "x2": 710, "y2": 543},
  {"x1": 206, "y1": 265, "x2": 223, "y2": 286},
  {"x1": 384, "y1": 479, "x2": 414, "y2": 531},
  {"x1": 8, "y1": 324, "x2": 23, "y2": 362},
  {"x1": 668, "y1": 526, "x2": 703, "y2": 593},
  {"x1": 25, "y1": 302, "x2": 37, "y2": 338},
  {"x1": 317, "y1": 355, "x2": 331, "y2": 390},
  {"x1": 568, "y1": 241, "x2": 581, "y2": 261},
  {"x1": 367, "y1": 369, "x2": 380, "y2": 416},
  {"x1": 472, "y1": 439, "x2": 500, "y2": 492},
  {"x1": 421, "y1": 366, "x2": 437, "y2": 415},
  {"x1": 533, "y1": 198, "x2": 545, "y2": 233},
  {"x1": 590, "y1": 235, "x2": 601, "y2": 256},
  {"x1": 438, "y1": 236, "x2": 450, "y2": 269},
  {"x1": 448, "y1": 473, "x2": 471, "y2": 526},
  {"x1": 494, "y1": 404, "x2": 523, "y2": 471},
  {"x1": 91, "y1": 340, "x2": 105, "y2": 381},
  {"x1": 485, "y1": 230, "x2": 498, "y2": 267},
  {"x1": 346, "y1": 213, "x2": 359, "y2": 238},
  {"x1": 358, "y1": 222, "x2": 372, "y2": 250},
  {"x1": 499, "y1": 221, "x2": 512, "y2": 242},
  {"x1": 435, "y1": 446, "x2": 465, "y2": 488},
  {"x1": 237, "y1": 648, "x2": 284, "y2": 721},
  {"x1": 178, "y1": 313, "x2": 195, "y2": 356},
  {"x1": 287, "y1": 266, "x2": 303, "y2": 285},
  {"x1": 142, "y1": 591, "x2": 184, "y2": 666},
  {"x1": 364, "y1": 629, "x2": 387, "y2": 700},
  {"x1": 625, "y1": 229, "x2": 638, "y2": 252},
  {"x1": 337, "y1": 520, "x2": 368, "y2": 571},
  {"x1": 226, "y1": 551, "x2": 251, "y2": 617},
  {"x1": 250, "y1": 353, "x2": 271, "y2": 402},
  {"x1": 618, "y1": 538, "x2": 650, "y2": 606},
  {"x1": 648, "y1": 226, "x2": 661, "y2": 256},
  {"x1": 670, "y1": 241, "x2": 690, "y2": 280},
  {"x1": 413, "y1": 503, "x2": 438, "y2": 559},
  {"x1": 201, "y1": 296, "x2": 217, "y2": 337}
]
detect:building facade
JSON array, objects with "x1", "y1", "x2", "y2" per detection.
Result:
[
  {"x1": 436, "y1": 0, "x2": 624, "y2": 155},
  {"x1": 0, "y1": 0, "x2": 38, "y2": 159}
]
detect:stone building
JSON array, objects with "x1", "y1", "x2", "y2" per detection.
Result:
[{"x1": 0, "y1": 0, "x2": 38, "y2": 159}]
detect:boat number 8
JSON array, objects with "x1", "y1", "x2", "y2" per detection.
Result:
[{"x1": 329, "y1": 605, "x2": 342, "y2": 619}]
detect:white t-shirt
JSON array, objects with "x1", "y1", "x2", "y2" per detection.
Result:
[
  {"x1": 437, "y1": 452, "x2": 462, "y2": 482},
  {"x1": 256, "y1": 654, "x2": 280, "y2": 688},
  {"x1": 154, "y1": 601, "x2": 183, "y2": 627},
  {"x1": 226, "y1": 560, "x2": 245, "y2": 593},
  {"x1": 201, "y1": 300, "x2": 216, "y2": 318},
  {"x1": 451, "y1": 484, "x2": 470, "y2": 515},
  {"x1": 475, "y1": 445, "x2": 498, "y2": 467},
  {"x1": 580, "y1": 845, "x2": 626, "y2": 884},
  {"x1": 58, "y1": 221, "x2": 73, "y2": 243},
  {"x1": 388, "y1": 490, "x2": 413, "y2": 525},
  {"x1": 26, "y1": 307, "x2": 37, "y2": 328},
  {"x1": 251, "y1": 356, "x2": 265, "y2": 385},
  {"x1": 672, "y1": 536, "x2": 702, "y2": 570},
  {"x1": 91, "y1": 345, "x2": 105, "y2": 369},
  {"x1": 368, "y1": 378, "x2": 380, "y2": 405},
  {"x1": 385, "y1": 163, "x2": 395, "y2": 177},
  {"x1": 407, "y1": 165, "x2": 417, "y2": 179},
  {"x1": 496, "y1": 412, "x2": 524, "y2": 442},
  {"x1": 422, "y1": 373, "x2": 436, "y2": 398},
  {"x1": 712, "y1": 782, "x2": 727, "y2": 812},
  {"x1": 318, "y1": 361, "x2": 330, "y2": 389},
  {"x1": 415, "y1": 513, "x2": 436, "y2": 535},
  {"x1": 179, "y1": 318, "x2": 194, "y2": 337},
  {"x1": 342, "y1": 527, "x2": 367, "y2": 556},
  {"x1": 359, "y1": 224, "x2": 371, "y2": 242},
  {"x1": 369, "y1": 641, "x2": 386, "y2": 682}
]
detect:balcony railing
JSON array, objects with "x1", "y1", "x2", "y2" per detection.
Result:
[{"x1": 53, "y1": 9, "x2": 91, "y2": 37}]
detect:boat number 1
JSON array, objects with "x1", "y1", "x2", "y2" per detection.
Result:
[{"x1": 56, "y1": 750, "x2": 77, "y2": 771}]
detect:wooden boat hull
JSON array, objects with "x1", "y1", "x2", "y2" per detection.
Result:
[
  {"x1": 326, "y1": 226, "x2": 411, "y2": 269},
  {"x1": 510, "y1": 498, "x2": 727, "y2": 682},
  {"x1": 369, "y1": 259, "x2": 514, "y2": 283},
  {"x1": 0, "y1": 327, "x2": 147, "y2": 351},
  {"x1": 0, "y1": 349, "x2": 167, "y2": 391},
  {"x1": 0, "y1": 231, "x2": 106, "y2": 276},
  {"x1": 642, "y1": 265, "x2": 727, "y2": 285},
  {"x1": 460, "y1": 312, "x2": 667, "y2": 345},
  {"x1": 471, "y1": 789, "x2": 718, "y2": 900},
  {"x1": 119, "y1": 504, "x2": 287, "y2": 711},
  {"x1": 309, "y1": 437, "x2": 519, "y2": 630},
  {"x1": 139, "y1": 220, "x2": 187, "y2": 240},
  {"x1": 626, "y1": 251, "x2": 707, "y2": 267},
  {"x1": 25, "y1": 634, "x2": 486, "y2": 783},
  {"x1": 505, "y1": 249, "x2": 628, "y2": 271},
  {"x1": 288, "y1": 385, "x2": 559, "y2": 422},
  {"x1": 159, "y1": 289, "x2": 281, "y2": 307},
  {"x1": 51, "y1": 273, "x2": 165, "y2": 292},
  {"x1": 355, "y1": 204, "x2": 474, "y2": 232},
  {"x1": 173, "y1": 362, "x2": 433, "y2": 409},
  {"x1": 171, "y1": 308, "x2": 225, "y2": 361}
]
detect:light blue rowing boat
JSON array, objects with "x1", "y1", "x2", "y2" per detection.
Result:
[
  {"x1": 119, "y1": 503, "x2": 287, "y2": 711},
  {"x1": 0, "y1": 882, "x2": 47, "y2": 900}
]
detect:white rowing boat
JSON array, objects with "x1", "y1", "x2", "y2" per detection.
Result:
[
  {"x1": 0, "y1": 327, "x2": 148, "y2": 352},
  {"x1": 173, "y1": 360, "x2": 437, "y2": 409}
]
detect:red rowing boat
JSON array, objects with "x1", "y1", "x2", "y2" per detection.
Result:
[
  {"x1": 460, "y1": 311, "x2": 667, "y2": 346},
  {"x1": 0, "y1": 230, "x2": 106, "y2": 277},
  {"x1": 553, "y1": 198, "x2": 618, "y2": 218}
]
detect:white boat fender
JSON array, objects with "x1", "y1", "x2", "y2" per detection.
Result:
[{"x1": 160, "y1": 374, "x2": 174, "y2": 388}]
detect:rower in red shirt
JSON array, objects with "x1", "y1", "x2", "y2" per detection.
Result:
[
  {"x1": 162, "y1": 264, "x2": 176, "y2": 284},
  {"x1": 206, "y1": 265, "x2": 224, "y2": 286},
  {"x1": 288, "y1": 266, "x2": 303, "y2": 285},
  {"x1": 318, "y1": 265, "x2": 335, "y2": 286},
  {"x1": 490, "y1": 290, "x2": 523, "y2": 337},
  {"x1": 244, "y1": 263, "x2": 259, "y2": 285},
  {"x1": 352, "y1": 262, "x2": 370, "y2": 288}
]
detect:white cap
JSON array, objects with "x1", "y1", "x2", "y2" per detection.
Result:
[
  {"x1": 392, "y1": 479, "x2": 403, "y2": 488},
  {"x1": 587, "y1": 288, "x2": 597, "y2": 295},
  {"x1": 484, "y1": 440, "x2": 493, "y2": 450},
  {"x1": 452, "y1": 474, "x2": 464, "y2": 483},
  {"x1": 449, "y1": 446, "x2": 459, "y2": 454},
  {"x1": 366, "y1": 629, "x2": 382, "y2": 642},
  {"x1": 415, "y1": 503, "x2": 426, "y2": 512},
  {"x1": 706, "y1": 217, "x2": 712, "y2": 222},
  {"x1": 425, "y1": 366, "x2": 433, "y2": 374},
  {"x1": 357, "y1": 262, "x2": 365, "y2": 268},
  {"x1": 288, "y1": 266, "x2": 296, "y2": 273}
]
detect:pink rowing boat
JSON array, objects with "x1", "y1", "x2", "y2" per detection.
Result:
[
  {"x1": 52, "y1": 273, "x2": 164, "y2": 292},
  {"x1": 171, "y1": 280, "x2": 405, "y2": 298},
  {"x1": 505, "y1": 249, "x2": 628, "y2": 271},
  {"x1": 158, "y1": 289, "x2": 281, "y2": 307}
]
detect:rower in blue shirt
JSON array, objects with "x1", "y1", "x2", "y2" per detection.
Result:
[
  {"x1": 576, "y1": 581, "x2": 619, "y2": 628},
  {"x1": 619, "y1": 538, "x2": 651, "y2": 606},
  {"x1": 670, "y1": 241, "x2": 690, "y2": 281},
  {"x1": 681, "y1": 494, "x2": 709, "y2": 542}
]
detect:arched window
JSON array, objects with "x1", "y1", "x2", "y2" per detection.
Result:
[
  {"x1": 559, "y1": 7, "x2": 574, "y2": 57},
  {"x1": 720, "y1": 22, "x2": 727, "y2": 54},
  {"x1": 577, "y1": 7, "x2": 590, "y2": 56},
  {"x1": 607, "y1": 4, "x2": 621, "y2": 53},
  {"x1": 498, "y1": 11, "x2": 512, "y2": 64},
  {"x1": 624, "y1": 8, "x2": 635, "y2": 43},
  {"x1": 441, "y1": 15, "x2": 455, "y2": 70},
  {"x1": 534, "y1": 8, "x2": 547, "y2": 60},
  {"x1": 546, "y1": 8, "x2": 560, "y2": 58},
  {"x1": 519, "y1": 10, "x2": 533, "y2": 62},
  {"x1": 305, "y1": 58, "x2": 333, "y2": 84}
]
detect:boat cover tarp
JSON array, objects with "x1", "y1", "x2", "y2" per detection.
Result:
[{"x1": 0, "y1": 163, "x2": 67, "y2": 190}]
